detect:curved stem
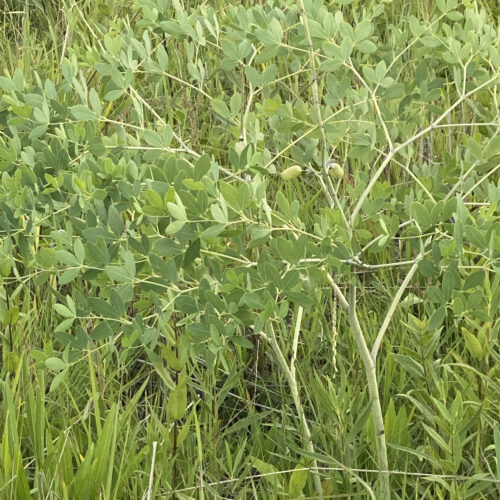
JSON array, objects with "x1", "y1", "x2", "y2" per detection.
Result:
[
  {"x1": 263, "y1": 317, "x2": 323, "y2": 499},
  {"x1": 347, "y1": 287, "x2": 390, "y2": 500},
  {"x1": 328, "y1": 276, "x2": 390, "y2": 499}
]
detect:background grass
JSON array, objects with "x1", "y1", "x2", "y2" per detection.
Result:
[{"x1": 0, "y1": 0, "x2": 499, "y2": 499}]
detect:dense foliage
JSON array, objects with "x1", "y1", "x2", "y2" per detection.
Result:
[{"x1": 1, "y1": 0, "x2": 499, "y2": 498}]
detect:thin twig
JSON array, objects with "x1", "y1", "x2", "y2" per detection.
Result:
[
  {"x1": 59, "y1": 8, "x2": 70, "y2": 70},
  {"x1": 146, "y1": 441, "x2": 158, "y2": 500},
  {"x1": 395, "y1": 74, "x2": 499, "y2": 152},
  {"x1": 347, "y1": 59, "x2": 393, "y2": 151},
  {"x1": 299, "y1": 0, "x2": 347, "y2": 230},
  {"x1": 345, "y1": 258, "x2": 420, "y2": 270},
  {"x1": 290, "y1": 306, "x2": 303, "y2": 378},
  {"x1": 242, "y1": 46, "x2": 257, "y2": 143},
  {"x1": 370, "y1": 258, "x2": 421, "y2": 362},
  {"x1": 350, "y1": 73, "x2": 499, "y2": 227}
]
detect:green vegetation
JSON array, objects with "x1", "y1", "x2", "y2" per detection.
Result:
[{"x1": 1, "y1": 0, "x2": 499, "y2": 498}]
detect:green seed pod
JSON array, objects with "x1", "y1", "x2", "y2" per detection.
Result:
[
  {"x1": 329, "y1": 163, "x2": 344, "y2": 179},
  {"x1": 281, "y1": 165, "x2": 302, "y2": 181}
]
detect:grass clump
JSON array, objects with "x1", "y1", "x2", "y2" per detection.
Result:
[{"x1": 0, "y1": 0, "x2": 499, "y2": 498}]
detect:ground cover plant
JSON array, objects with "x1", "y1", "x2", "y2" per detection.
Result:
[{"x1": 0, "y1": 0, "x2": 499, "y2": 498}]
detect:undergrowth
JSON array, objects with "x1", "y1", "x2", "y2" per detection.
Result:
[{"x1": 0, "y1": 0, "x2": 499, "y2": 499}]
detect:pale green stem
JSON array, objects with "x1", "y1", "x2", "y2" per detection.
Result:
[
  {"x1": 370, "y1": 259, "x2": 420, "y2": 361},
  {"x1": 347, "y1": 59, "x2": 393, "y2": 150},
  {"x1": 351, "y1": 73, "x2": 499, "y2": 228},
  {"x1": 327, "y1": 275, "x2": 389, "y2": 499},
  {"x1": 298, "y1": 0, "x2": 348, "y2": 229},
  {"x1": 263, "y1": 317, "x2": 323, "y2": 499},
  {"x1": 347, "y1": 287, "x2": 390, "y2": 500}
]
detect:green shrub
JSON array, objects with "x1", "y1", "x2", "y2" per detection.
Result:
[{"x1": 0, "y1": 0, "x2": 499, "y2": 498}]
